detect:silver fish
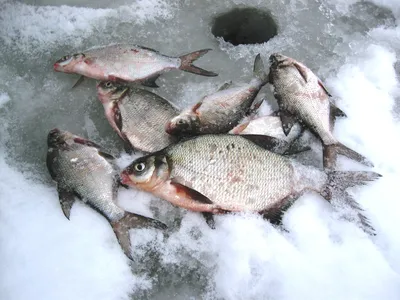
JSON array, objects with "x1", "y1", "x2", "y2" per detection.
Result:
[
  {"x1": 53, "y1": 44, "x2": 217, "y2": 88},
  {"x1": 121, "y1": 134, "x2": 380, "y2": 233},
  {"x1": 268, "y1": 53, "x2": 373, "y2": 169},
  {"x1": 97, "y1": 81, "x2": 180, "y2": 153},
  {"x1": 46, "y1": 128, "x2": 166, "y2": 259},
  {"x1": 166, "y1": 54, "x2": 268, "y2": 135}
]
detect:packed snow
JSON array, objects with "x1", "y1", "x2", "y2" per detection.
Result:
[{"x1": 1, "y1": 0, "x2": 400, "y2": 299}]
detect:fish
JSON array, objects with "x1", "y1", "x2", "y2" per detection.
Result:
[
  {"x1": 97, "y1": 81, "x2": 180, "y2": 153},
  {"x1": 120, "y1": 134, "x2": 380, "y2": 233},
  {"x1": 166, "y1": 54, "x2": 268, "y2": 135},
  {"x1": 46, "y1": 128, "x2": 167, "y2": 259},
  {"x1": 268, "y1": 53, "x2": 373, "y2": 169},
  {"x1": 53, "y1": 44, "x2": 217, "y2": 88}
]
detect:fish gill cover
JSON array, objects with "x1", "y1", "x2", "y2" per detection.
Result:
[{"x1": 1, "y1": 0, "x2": 400, "y2": 299}]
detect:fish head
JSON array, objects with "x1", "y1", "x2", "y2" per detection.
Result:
[
  {"x1": 120, "y1": 155, "x2": 170, "y2": 192},
  {"x1": 165, "y1": 113, "x2": 198, "y2": 135},
  {"x1": 96, "y1": 81, "x2": 129, "y2": 104},
  {"x1": 269, "y1": 53, "x2": 289, "y2": 68},
  {"x1": 47, "y1": 128, "x2": 75, "y2": 148},
  {"x1": 53, "y1": 53, "x2": 86, "y2": 73}
]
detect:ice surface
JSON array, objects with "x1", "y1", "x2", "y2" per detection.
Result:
[{"x1": 1, "y1": 0, "x2": 400, "y2": 299}]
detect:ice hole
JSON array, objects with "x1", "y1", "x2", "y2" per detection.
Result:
[{"x1": 211, "y1": 7, "x2": 278, "y2": 46}]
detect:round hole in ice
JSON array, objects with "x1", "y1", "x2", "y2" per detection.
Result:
[{"x1": 211, "y1": 8, "x2": 277, "y2": 46}]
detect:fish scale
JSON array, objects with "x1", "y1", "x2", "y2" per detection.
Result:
[{"x1": 115, "y1": 87, "x2": 179, "y2": 152}]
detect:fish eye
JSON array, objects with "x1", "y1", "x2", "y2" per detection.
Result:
[
  {"x1": 105, "y1": 81, "x2": 113, "y2": 88},
  {"x1": 134, "y1": 162, "x2": 146, "y2": 172},
  {"x1": 58, "y1": 55, "x2": 73, "y2": 66},
  {"x1": 177, "y1": 119, "x2": 185, "y2": 125}
]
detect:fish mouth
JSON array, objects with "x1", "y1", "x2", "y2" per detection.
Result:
[
  {"x1": 53, "y1": 63, "x2": 61, "y2": 71},
  {"x1": 120, "y1": 171, "x2": 132, "y2": 186}
]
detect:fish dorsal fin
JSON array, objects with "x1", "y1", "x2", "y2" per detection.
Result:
[
  {"x1": 217, "y1": 81, "x2": 232, "y2": 91},
  {"x1": 278, "y1": 110, "x2": 297, "y2": 136},
  {"x1": 240, "y1": 134, "x2": 289, "y2": 152},
  {"x1": 141, "y1": 74, "x2": 160, "y2": 88},
  {"x1": 135, "y1": 45, "x2": 159, "y2": 53},
  {"x1": 318, "y1": 79, "x2": 332, "y2": 97}
]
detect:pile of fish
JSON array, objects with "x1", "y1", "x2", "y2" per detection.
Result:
[{"x1": 47, "y1": 43, "x2": 380, "y2": 260}]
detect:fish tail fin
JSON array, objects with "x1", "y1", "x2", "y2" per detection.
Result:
[
  {"x1": 253, "y1": 54, "x2": 268, "y2": 86},
  {"x1": 179, "y1": 49, "x2": 218, "y2": 77},
  {"x1": 323, "y1": 142, "x2": 374, "y2": 169},
  {"x1": 321, "y1": 170, "x2": 381, "y2": 235},
  {"x1": 111, "y1": 212, "x2": 167, "y2": 260}
]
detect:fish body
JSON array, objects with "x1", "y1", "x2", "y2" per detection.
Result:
[
  {"x1": 97, "y1": 81, "x2": 180, "y2": 153},
  {"x1": 268, "y1": 53, "x2": 372, "y2": 168},
  {"x1": 229, "y1": 115, "x2": 302, "y2": 143},
  {"x1": 53, "y1": 44, "x2": 217, "y2": 86},
  {"x1": 46, "y1": 129, "x2": 166, "y2": 259},
  {"x1": 121, "y1": 134, "x2": 379, "y2": 231},
  {"x1": 166, "y1": 54, "x2": 268, "y2": 135}
]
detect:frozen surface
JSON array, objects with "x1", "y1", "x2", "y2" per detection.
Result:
[{"x1": 1, "y1": 0, "x2": 400, "y2": 299}]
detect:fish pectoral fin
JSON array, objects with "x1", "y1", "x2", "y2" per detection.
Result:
[
  {"x1": 71, "y1": 75, "x2": 85, "y2": 89},
  {"x1": 279, "y1": 110, "x2": 297, "y2": 136},
  {"x1": 240, "y1": 134, "x2": 289, "y2": 153},
  {"x1": 141, "y1": 74, "x2": 160, "y2": 88},
  {"x1": 245, "y1": 97, "x2": 265, "y2": 117},
  {"x1": 318, "y1": 79, "x2": 332, "y2": 97},
  {"x1": 260, "y1": 194, "x2": 298, "y2": 225},
  {"x1": 217, "y1": 81, "x2": 233, "y2": 91},
  {"x1": 169, "y1": 180, "x2": 226, "y2": 213},
  {"x1": 111, "y1": 212, "x2": 167, "y2": 260},
  {"x1": 97, "y1": 150, "x2": 115, "y2": 161},
  {"x1": 57, "y1": 186, "x2": 76, "y2": 220},
  {"x1": 73, "y1": 137, "x2": 102, "y2": 149},
  {"x1": 191, "y1": 101, "x2": 203, "y2": 114},
  {"x1": 293, "y1": 62, "x2": 308, "y2": 83},
  {"x1": 202, "y1": 212, "x2": 216, "y2": 229}
]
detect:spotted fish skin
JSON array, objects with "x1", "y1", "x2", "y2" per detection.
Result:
[
  {"x1": 97, "y1": 81, "x2": 180, "y2": 153},
  {"x1": 53, "y1": 44, "x2": 217, "y2": 85}
]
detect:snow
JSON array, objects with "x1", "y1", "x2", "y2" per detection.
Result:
[{"x1": 1, "y1": 0, "x2": 400, "y2": 299}]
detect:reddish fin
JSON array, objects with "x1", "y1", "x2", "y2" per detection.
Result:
[
  {"x1": 191, "y1": 101, "x2": 203, "y2": 114},
  {"x1": 111, "y1": 212, "x2": 167, "y2": 260},
  {"x1": 179, "y1": 49, "x2": 218, "y2": 77},
  {"x1": 84, "y1": 58, "x2": 95, "y2": 65}
]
